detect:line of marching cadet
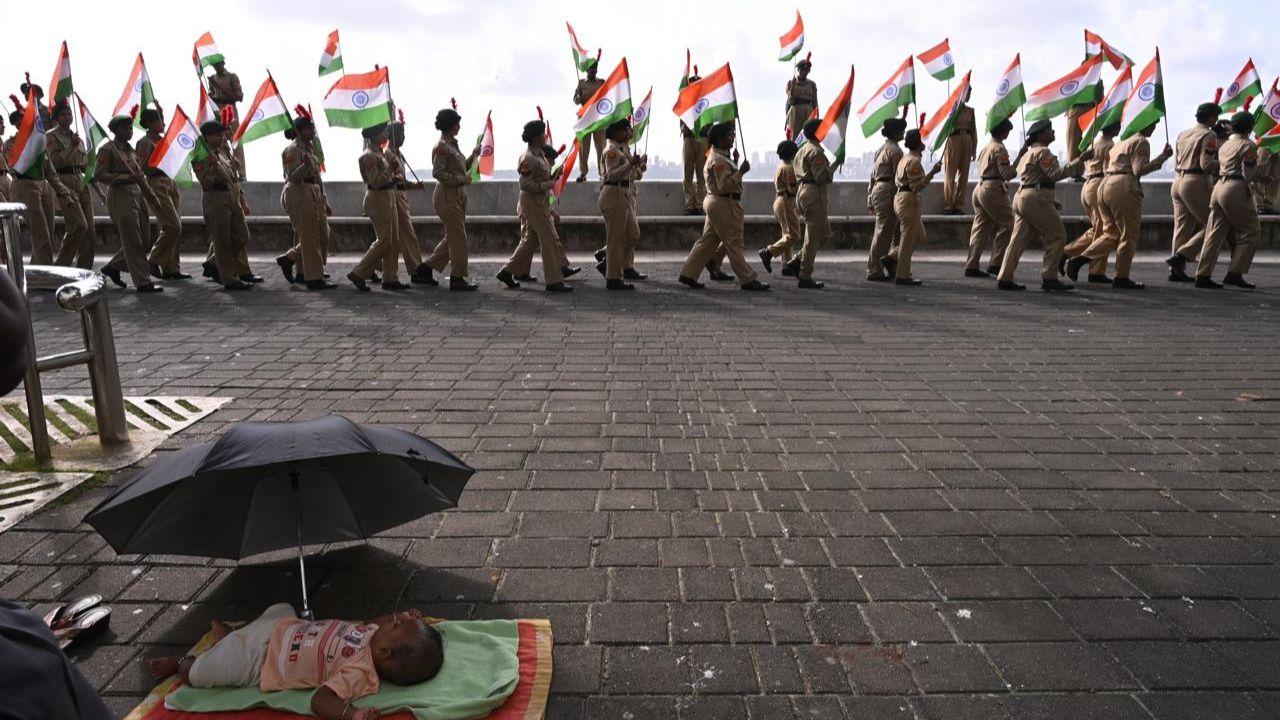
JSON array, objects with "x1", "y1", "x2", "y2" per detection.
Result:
[{"x1": 0, "y1": 69, "x2": 1268, "y2": 295}]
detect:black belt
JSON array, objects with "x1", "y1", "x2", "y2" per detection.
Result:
[
  {"x1": 712, "y1": 193, "x2": 742, "y2": 200},
  {"x1": 603, "y1": 181, "x2": 631, "y2": 187},
  {"x1": 777, "y1": 192, "x2": 795, "y2": 198},
  {"x1": 1223, "y1": 174, "x2": 1246, "y2": 181},
  {"x1": 951, "y1": 130, "x2": 973, "y2": 136},
  {"x1": 367, "y1": 183, "x2": 394, "y2": 191},
  {"x1": 205, "y1": 182, "x2": 230, "y2": 192},
  {"x1": 147, "y1": 170, "x2": 167, "y2": 178},
  {"x1": 979, "y1": 175, "x2": 1003, "y2": 181},
  {"x1": 297, "y1": 178, "x2": 321, "y2": 185},
  {"x1": 1020, "y1": 182, "x2": 1056, "y2": 191},
  {"x1": 799, "y1": 179, "x2": 817, "y2": 185},
  {"x1": 1085, "y1": 173, "x2": 1104, "y2": 180},
  {"x1": 1105, "y1": 172, "x2": 1133, "y2": 177},
  {"x1": 1178, "y1": 168, "x2": 1205, "y2": 175},
  {"x1": 896, "y1": 185, "x2": 913, "y2": 193},
  {"x1": 109, "y1": 179, "x2": 138, "y2": 187},
  {"x1": 395, "y1": 181, "x2": 408, "y2": 190},
  {"x1": 55, "y1": 166, "x2": 85, "y2": 174}
]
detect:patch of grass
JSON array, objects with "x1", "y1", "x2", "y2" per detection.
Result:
[
  {"x1": 58, "y1": 399, "x2": 98, "y2": 433},
  {"x1": 124, "y1": 401, "x2": 167, "y2": 431},
  {"x1": 44, "y1": 408, "x2": 78, "y2": 440},
  {"x1": 0, "y1": 423, "x2": 27, "y2": 455},
  {"x1": 147, "y1": 399, "x2": 185, "y2": 422},
  {"x1": 46, "y1": 471, "x2": 110, "y2": 508},
  {"x1": 0, "y1": 452, "x2": 52, "y2": 473},
  {"x1": 176, "y1": 399, "x2": 200, "y2": 413}
]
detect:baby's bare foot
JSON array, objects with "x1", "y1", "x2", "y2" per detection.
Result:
[
  {"x1": 211, "y1": 620, "x2": 232, "y2": 641},
  {"x1": 148, "y1": 656, "x2": 181, "y2": 680}
]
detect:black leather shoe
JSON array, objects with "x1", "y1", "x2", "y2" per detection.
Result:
[
  {"x1": 545, "y1": 282, "x2": 574, "y2": 293},
  {"x1": 678, "y1": 275, "x2": 705, "y2": 289},
  {"x1": 866, "y1": 274, "x2": 892, "y2": 282},
  {"x1": 1168, "y1": 268, "x2": 1193, "y2": 283},
  {"x1": 136, "y1": 283, "x2": 163, "y2": 293},
  {"x1": 708, "y1": 266, "x2": 734, "y2": 282},
  {"x1": 347, "y1": 272, "x2": 371, "y2": 292},
  {"x1": 223, "y1": 279, "x2": 253, "y2": 291},
  {"x1": 1224, "y1": 272, "x2": 1256, "y2": 289},
  {"x1": 623, "y1": 268, "x2": 647, "y2": 280},
  {"x1": 306, "y1": 280, "x2": 337, "y2": 290},
  {"x1": 575, "y1": 176, "x2": 586, "y2": 183},
  {"x1": 562, "y1": 266, "x2": 582, "y2": 278},
  {"x1": 101, "y1": 266, "x2": 126, "y2": 288},
  {"x1": 986, "y1": 265, "x2": 1000, "y2": 276},
  {"x1": 514, "y1": 274, "x2": 538, "y2": 283},
  {"x1": 1087, "y1": 274, "x2": 1112, "y2": 284},
  {"x1": 495, "y1": 270, "x2": 521, "y2": 288},
  {"x1": 275, "y1": 255, "x2": 295, "y2": 283},
  {"x1": 1065, "y1": 256, "x2": 1089, "y2": 281},
  {"x1": 1057, "y1": 254, "x2": 1067, "y2": 276},
  {"x1": 758, "y1": 248, "x2": 774, "y2": 273},
  {"x1": 595, "y1": 261, "x2": 607, "y2": 276},
  {"x1": 411, "y1": 263, "x2": 438, "y2": 285},
  {"x1": 606, "y1": 279, "x2": 635, "y2": 290},
  {"x1": 240, "y1": 274, "x2": 264, "y2": 284},
  {"x1": 997, "y1": 280, "x2": 1026, "y2": 291},
  {"x1": 594, "y1": 248, "x2": 607, "y2": 263},
  {"x1": 148, "y1": 262, "x2": 163, "y2": 279},
  {"x1": 895, "y1": 277, "x2": 922, "y2": 286},
  {"x1": 780, "y1": 259, "x2": 798, "y2": 277},
  {"x1": 1042, "y1": 277, "x2": 1074, "y2": 292},
  {"x1": 880, "y1": 255, "x2": 897, "y2": 278},
  {"x1": 201, "y1": 262, "x2": 218, "y2": 281},
  {"x1": 449, "y1": 276, "x2": 479, "y2": 291},
  {"x1": 964, "y1": 268, "x2": 989, "y2": 278},
  {"x1": 1113, "y1": 277, "x2": 1145, "y2": 290},
  {"x1": 1194, "y1": 276, "x2": 1223, "y2": 289},
  {"x1": 369, "y1": 272, "x2": 382, "y2": 284},
  {"x1": 798, "y1": 277, "x2": 824, "y2": 289},
  {"x1": 1166, "y1": 254, "x2": 1187, "y2": 270},
  {"x1": 382, "y1": 280, "x2": 411, "y2": 291},
  {"x1": 162, "y1": 271, "x2": 193, "y2": 280},
  {"x1": 741, "y1": 280, "x2": 770, "y2": 291}
]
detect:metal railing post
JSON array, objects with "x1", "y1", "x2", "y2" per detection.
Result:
[{"x1": 1, "y1": 203, "x2": 52, "y2": 463}]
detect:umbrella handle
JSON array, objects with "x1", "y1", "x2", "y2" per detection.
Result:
[{"x1": 292, "y1": 471, "x2": 313, "y2": 620}]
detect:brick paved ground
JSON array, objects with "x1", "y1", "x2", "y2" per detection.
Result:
[{"x1": 4, "y1": 252, "x2": 1280, "y2": 719}]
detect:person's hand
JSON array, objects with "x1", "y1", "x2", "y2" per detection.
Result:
[
  {"x1": 1162, "y1": 143, "x2": 1173, "y2": 157},
  {"x1": 550, "y1": 166, "x2": 563, "y2": 181},
  {"x1": 551, "y1": 210, "x2": 561, "y2": 223},
  {"x1": 1079, "y1": 148, "x2": 1096, "y2": 162},
  {"x1": 739, "y1": 159, "x2": 751, "y2": 175},
  {"x1": 928, "y1": 161, "x2": 943, "y2": 176}
]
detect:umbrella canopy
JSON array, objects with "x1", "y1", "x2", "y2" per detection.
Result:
[{"x1": 85, "y1": 415, "x2": 474, "y2": 560}]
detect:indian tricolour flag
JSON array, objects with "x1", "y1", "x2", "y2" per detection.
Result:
[
  {"x1": 193, "y1": 32, "x2": 223, "y2": 72},
  {"x1": 1260, "y1": 122, "x2": 1280, "y2": 152},
  {"x1": 857, "y1": 56, "x2": 915, "y2": 137},
  {"x1": 1253, "y1": 79, "x2": 1280, "y2": 137},
  {"x1": 985, "y1": 53, "x2": 1026, "y2": 132},
  {"x1": 778, "y1": 11, "x2": 804, "y2": 63},
  {"x1": 149, "y1": 105, "x2": 205, "y2": 188},
  {"x1": 814, "y1": 66, "x2": 854, "y2": 165},
  {"x1": 48, "y1": 41, "x2": 73, "y2": 111},
  {"x1": 919, "y1": 39, "x2": 956, "y2": 81},
  {"x1": 113, "y1": 53, "x2": 156, "y2": 127},
  {"x1": 630, "y1": 87, "x2": 653, "y2": 146},
  {"x1": 673, "y1": 63, "x2": 737, "y2": 136},
  {"x1": 551, "y1": 139, "x2": 579, "y2": 203},
  {"x1": 1078, "y1": 63, "x2": 1132, "y2": 151},
  {"x1": 1222, "y1": 58, "x2": 1263, "y2": 113},
  {"x1": 469, "y1": 110, "x2": 494, "y2": 182},
  {"x1": 566, "y1": 22, "x2": 596, "y2": 72},
  {"x1": 319, "y1": 30, "x2": 343, "y2": 77},
  {"x1": 1084, "y1": 30, "x2": 1133, "y2": 70},
  {"x1": 575, "y1": 58, "x2": 632, "y2": 138},
  {"x1": 1024, "y1": 55, "x2": 1103, "y2": 122},
  {"x1": 74, "y1": 93, "x2": 107, "y2": 186},
  {"x1": 1119, "y1": 50, "x2": 1165, "y2": 139},
  {"x1": 921, "y1": 70, "x2": 972, "y2": 151},
  {"x1": 7, "y1": 89, "x2": 47, "y2": 179},
  {"x1": 323, "y1": 67, "x2": 392, "y2": 129},
  {"x1": 196, "y1": 82, "x2": 219, "y2": 126},
  {"x1": 234, "y1": 75, "x2": 292, "y2": 145}
]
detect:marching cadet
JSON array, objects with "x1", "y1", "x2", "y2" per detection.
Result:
[
  {"x1": 1065, "y1": 101, "x2": 1092, "y2": 176},
  {"x1": 573, "y1": 60, "x2": 606, "y2": 181},
  {"x1": 276, "y1": 109, "x2": 333, "y2": 290},
  {"x1": 496, "y1": 120, "x2": 572, "y2": 292},
  {"x1": 94, "y1": 109, "x2": 160, "y2": 293},
  {"x1": 941, "y1": 86, "x2": 976, "y2": 214},
  {"x1": 1061, "y1": 121, "x2": 1120, "y2": 283},
  {"x1": 136, "y1": 108, "x2": 189, "y2": 280},
  {"x1": 622, "y1": 137, "x2": 647, "y2": 280},
  {"x1": 886, "y1": 128, "x2": 941, "y2": 286},
  {"x1": 1251, "y1": 143, "x2": 1279, "y2": 214},
  {"x1": 512, "y1": 144, "x2": 578, "y2": 283},
  {"x1": 207, "y1": 60, "x2": 246, "y2": 180},
  {"x1": 192, "y1": 118, "x2": 253, "y2": 291},
  {"x1": 6, "y1": 101, "x2": 63, "y2": 264},
  {"x1": 597, "y1": 118, "x2": 644, "y2": 290},
  {"x1": 996, "y1": 119, "x2": 1091, "y2": 291},
  {"x1": 1068, "y1": 121, "x2": 1172, "y2": 289},
  {"x1": 46, "y1": 100, "x2": 96, "y2": 269},
  {"x1": 867, "y1": 117, "x2": 906, "y2": 281},
  {"x1": 1196, "y1": 111, "x2": 1262, "y2": 289},
  {"x1": 1167, "y1": 102, "x2": 1222, "y2": 282},
  {"x1": 680, "y1": 72, "x2": 706, "y2": 215},
  {"x1": 386, "y1": 120, "x2": 443, "y2": 287},
  {"x1": 785, "y1": 56, "x2": 818, "y2": 140},
  {"x1": 758, "y1": 140, "x2": 801, "y2": 274},
  {"x1": 789, "y1": 118, "x2": 832, "y2": 288},
  {"x1": 348, "y1": 123, "x2": 408, "y2": 291},
  {"x1": 677, "y1": 121, "x2": 769, "y2": 291},
  {"x1": 965, "y1": 118, "x2": 1024, "y2": 277},
  {"x1": 424, "y1": 108, "x2": 479, "y2": 289}
]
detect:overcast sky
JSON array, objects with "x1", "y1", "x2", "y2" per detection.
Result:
[{"x1": 3, "y1": 0, "x2": 1273, "y2": 180}]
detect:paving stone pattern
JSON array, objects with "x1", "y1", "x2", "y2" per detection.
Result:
[{"x1": 4, "y1": 254, "x2": 1280, "y2": 719}]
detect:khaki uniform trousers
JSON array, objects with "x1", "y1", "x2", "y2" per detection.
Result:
[
  {"x1": 1197, "y1": 179, "x2": 1260, "y2": 277},
  {"x1": 104, "y1": 184, "x2": 152, "y2": 287},
  {"x1": 282, "y1": 182, "x2": 327, "y2": 283},
  {"x1": 600, "y1": 185, "x2": 638, "y2": 280},
  {"x1": 1171, "y1": 173, "x2": 1213, "y2": 260},
  {"x1": 1087, "y1": 176, "x2": 1142, "y2": 279},
  {"x1": 866, "y1": 181, "x2": 899, "y2": 277},
  {"x1": 13, "y1": 178, "x2": 57, "y2": 264},
  {"x1": 942, "y1": 135, "x2": 974, "y2": 212},
  {"x1": 680, "y1": 195, "x2": 758, "y2": 284},
  {"x1": 53, "y1": 173, "x2": 95, "y2": 269},
  {"x1": 682, "y1": 138, "x2": 707, "y2": 211},
  {"x1": 999, "y1": 189, "x2": 1068, "y2": 282},
  {"x1": 145, "y1": 176, "x2": 183, "y2": 273},
  {"x1": 427, "y1": 184, "x2": 468, "y2": 277},
  {"x1": 353, "y1": 189, "x2": 401, "y2": 282},
  {"x1": 1063, "y1": 178, "x2": 1108, "y2": 275},
  {"x1": 766, "y1": 194, "x2": 802, "y2": 259},
  {"x1": 795, "y1": 184, "x2": 829, "y2": 280},
  {"x1": 503, "y1": 194, "x2": 565, "y2": 284},
  {"x1": 966, "y1": 180, "x2": 1013, "y2": 270},
  {"x1": 203, "y1": 190, "x2": 251, "y2": 282},
  {"x1": 577, "y1": 130, "x2": 606, "y2": 180},
  {"x1": 394, "y1": 190, "x2": 424, "y2": 274},
  {"x1": 786, "y1": 103, "x2": 815, "y2": 140},
  {"x1": 891, "y1": 191, "x2": 924, "y2": 280}
]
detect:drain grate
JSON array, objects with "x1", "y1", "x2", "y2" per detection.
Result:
[{"x1": 0, "y1": 472, "x2": 93, "y2": 532}]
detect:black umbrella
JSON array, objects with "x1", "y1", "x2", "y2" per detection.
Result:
[{"x1": 84, "y1": 415, "x2": 474, "y2": 617}]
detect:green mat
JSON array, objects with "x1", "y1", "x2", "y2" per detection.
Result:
[{"x1": 165, "y1": 620, "x2": 520, "y2": 720}]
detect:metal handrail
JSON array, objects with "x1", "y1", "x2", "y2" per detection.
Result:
[{"x1": 0, "y1": 202, "x2": 128, "y2": 464}]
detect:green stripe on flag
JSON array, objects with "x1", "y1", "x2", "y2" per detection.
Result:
[
  {"x1": 859, "y1": 84, "x2": 915, "y2": 138},
  {"x1": 239, "y1": 114, "x2": 294, "y2": 144},
  {"x1": 325, "y1": 105, "x2": 391, "y2": 130},
  {"x1": 1120, "y1": 92, "x2": 1166, "y2": 140},
  {"x1": 200, "y1": 53, "x2": 225, "y2": 70},
  {"x1": 1025, "y1": 85, "x2": 1100, "y2": 123},
  {"x1": 692, "y1": 101, "x2": 738, "y2": 136},
  {"x1": 929, "y1": 65, "x2": 956, "y2": 81},
  {"x1": 1222, "y1": 80, "x2": 1262, "y2": 112},
  {"x1": 985, "y1": 84, "x2": 1026, "y2": 133},
  {"x1": 319, "y1": 57, "x2": 344, "y2": 77},
  {"x1": 576, "y1": 99, "x2": 634, "y2": 140}
]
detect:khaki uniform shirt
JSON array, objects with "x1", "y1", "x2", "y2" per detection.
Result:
[
  {"x1": 601, "y1": 140, "x2": 634, "y2": 183},
  {"x1": 976, "y1": 140, "x2": 1015, "y2": 184},
  {"x1": 705, "y1": 148, "x2": 743, "y2": 197},
  {"x1": 192, "y1": 144, "x2": 238, "y2": 190},
  {"x1": 1217, "y1": 134, "x2": 1259, "y2": 180},
  {"x1": 282, "y1": 140, "x2": 323, "y2": 184},
  {"x1": 871, "y1": 140, "x2": 902, "y2": 183},
  {"x1": 207, "y1": 70, "x2": 243, "y2": 106},
  {"x1": 432, "y1": 138, "x2": 469, "y2": 187},
  {"x1": 1107, "y1": 136, "x2": 1165, "y2": 178},
  {"x1": 793, "y1": 142, "x2": 832, "y2": 186},
  {"x1": 1017, "y1": 145, "x2": 1085, "y2": 193},
  {"x1": 359, "y1": 144, "x2": 395, "y2": 188},
  {"x1": 1084, "y1": 135, "x2": 1114, "y2": 178},
  {"x1": 1175, "y1": 124, "x2": 1219, "y2": 175},
  {"x1": 45, "y1": 127, "x2": 86, "y2": 173},
  {"x1": 94, "y1": 139, "x2": 141, "y2": 186},
  {"x1": 786, "y1": 78, "x2": 818, "y2": 109},
  {"x1": 574, "y1": 78, "x2": 605, "y2": 106},
  {"x1": 774, "y1": 162, "x2": 798, "y2": 196},
  {"x1": 518, "y1": 149, "x2": 555, "y2": 203},
  {"x1": 895, "y1": 152, "x2": 929, "y2": 194}
]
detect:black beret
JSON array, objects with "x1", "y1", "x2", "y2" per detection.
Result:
[
  {"x1": 905, "y1": 129, "x2": 922, "y2": 146},
  {"x1": 200, "y1": 120, "x2": 225, "y2": 136},
  {"x1": 521, "y1": 120, "x2": 546, "y2": 143},
  {"x1": 109, "y1": 115, "x2": 134, "y2": 132},
  {"x1": 50, "y1": 100, "x2": 72, "y2": 118},
  {"x1": 1026, "y1": 119, "x2": 1053, "y2": 138},
  {"x1": 991, "y1": 118, "x2": 1014, "y2": 135},
  {"x1": 361, "y1": 123, "x2": 388, "y2": 139},
  {"x1": 802, "y1": 118, "x2": 822, "y2": 139},
  {"x1": 139, "y1": 108, "x2": 162, "y2": 126},
  {"x1": 707, "y1": 121, "x2": 735, "y2": 144},
  {"x1": 882, "y1": 118, "x2": 907, "y2": 136},
  {"x1": 607, "y1": 118, "x2": 631, "y2": 136},
  {"x1": 1197, "y1": 102, "x2": 1222, "y2": 117},
  {"x1": 1231, "y1": 111, "x2": 1256, "y2": 130},
  {"x1": 435, "y1": 108, "x2": 461, "y2": 131},
  {"x1": 776, "y1": 140, "x2": 798, "y2": 158}
]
